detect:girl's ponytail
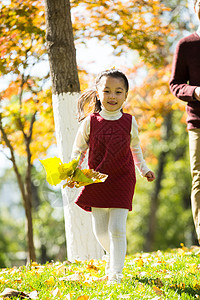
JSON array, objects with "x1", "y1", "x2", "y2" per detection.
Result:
[{"x1": 77, "y1": 89, "x2": 101, "y2": 122}]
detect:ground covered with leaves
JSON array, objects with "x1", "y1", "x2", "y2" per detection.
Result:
[{"x1": 0, "y1": 244, "x2": 200, "y2": 299}]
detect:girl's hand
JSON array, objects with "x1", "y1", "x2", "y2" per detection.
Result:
[
  {"x1": 62, "y1": 179, "x2": 76, "y2": 188},
  {"x1": 145, "y1": 171, "x2": 155, "y2": 182},
  {"x1": 67, "y1": 182, "x2": 75, "y2": 188}
]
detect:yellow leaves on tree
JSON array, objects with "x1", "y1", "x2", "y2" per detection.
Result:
[
  {"x1": 0, "y1": 0, "x2": 45, "y2": 75},
  {"x1": 0, "y1": 0, "x2": 54, "y2": 164},
  {"x1": 71, "y1": 0, "x2": 173, "y2": 66},
  {"x1": 0, "y1": 82, "x2": 55, "y2": 163},
  {"x1": 126, "y1": 65, "x2": 186, "y2": 133}
]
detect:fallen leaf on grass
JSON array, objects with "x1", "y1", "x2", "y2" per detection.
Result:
[
  {"x1": 45, "y1": 276, "x2": 55, "y2": 285},
  {"x1": 77, "y1": 296, "x2": 89, "y2": 300},
  {"x1": 137, "y1": 283, "x2": 145, "y2": 292},
  {"x1": 0, "y1": 277, "x2": 6, "y2": 284},
  {"x1": 27, "y1": 291, "x2": 38, "y2": 300},
  {"x1": 52, "y1": 287, "x2": 62, "y2": 298},
  {"x1": 137, "y1": 258, "x2": 144, "y2": 267},
  {"x1": 87, "y1": 260, "x2": 99, "y2": 272},
  {"x1": 0, "y1": 288, "x2": 38, "y2": 299},
  {"x1": 83, "y1": 274, "x2": 108, "y2": 284},
  {"x1": 31, "y1": 262, "x2": 40, "y2": 268},
  {"x1": 153, "y1": 286, "x2": 164, "y2": 297},
  {"x1": 59, "y1": 272, "x2": 82, "y2": 281},
  {"x1": 188, "y1": 263, "x2": 198, "y2": 274}
]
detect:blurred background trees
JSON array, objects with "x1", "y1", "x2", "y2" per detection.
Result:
[{"x1": 0, "y1": 0, "x2": 198, "y2": 266}]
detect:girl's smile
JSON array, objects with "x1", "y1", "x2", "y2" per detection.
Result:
[{"x1": 97, "y1": 76, "x2": 128, "y2": 111}]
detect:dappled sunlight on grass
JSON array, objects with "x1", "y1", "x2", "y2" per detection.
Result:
[{"x1": 0, "y1": 244, "x2": 200, "y2": 299}]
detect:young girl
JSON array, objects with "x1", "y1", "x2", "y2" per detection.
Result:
[{"x1": 71, "y1": 69, "x2": 155, "y2": 283}]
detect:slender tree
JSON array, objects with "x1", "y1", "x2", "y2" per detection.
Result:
[
  {"x1": 44, "y1": 0, "x2": 103, "y2": 261},
  {"x1": 0, "y1": 0, "x2": 53, "y2": 263}
]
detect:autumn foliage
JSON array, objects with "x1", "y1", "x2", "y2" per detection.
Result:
[
  {"x1": 71, "y1": 0, "x2": 172, "y2": 66},
  {"x1": 0, "y1": 0, "x2": 191, "y2": 261},
  {"x1": 0, "y1": 0, "x2": 55, "y2": 162},
  {"x1": 0, "y1": 0, "x2": 54, "y2": 262}
]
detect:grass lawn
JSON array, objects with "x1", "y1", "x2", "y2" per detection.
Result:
[{"x1": 0, "y1": 244, "x2": 200, "y2": 299}]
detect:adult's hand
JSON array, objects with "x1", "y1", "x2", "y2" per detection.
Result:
[{"x1": 194, "y1": 87, "x2": 200, "y2": 101}]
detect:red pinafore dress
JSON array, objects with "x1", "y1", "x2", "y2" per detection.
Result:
[{"x1": 75, "y1": 112, "x2": 136, "y2": 212}]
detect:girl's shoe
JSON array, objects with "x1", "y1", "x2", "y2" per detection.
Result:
[{"x1": 108, "y1": 272, "x2": 123, "y2": 284}]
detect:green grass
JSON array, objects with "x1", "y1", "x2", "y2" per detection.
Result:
[{"x1": 0, "y1": 244, "x2": 200, "y2": 299}]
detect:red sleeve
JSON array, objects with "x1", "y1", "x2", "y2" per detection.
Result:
[{"x1": 169, "y1": 39, "x2": 197, "y2": 102}]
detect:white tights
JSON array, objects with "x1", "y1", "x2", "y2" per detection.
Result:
[{"x1": 91, "y1": 207, "x2": 128, "y2": 277}]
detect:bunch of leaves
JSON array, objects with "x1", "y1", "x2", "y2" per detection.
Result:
[
  {"x1": 40, "y1": 156, "x2": 108, "y2": 188},
  {"x1": 0, "y1": 244, "x2": 200, "y2": 299}
]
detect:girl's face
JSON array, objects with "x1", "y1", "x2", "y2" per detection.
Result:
[{"x1": 97, "y1": 76, "x2": 128, "y2": 112}]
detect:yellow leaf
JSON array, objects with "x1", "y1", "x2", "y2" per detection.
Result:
[
  {"x1": 40, "y1": 157, "x2": 63, "y2": 185},
  {"x1": 70, "y1": 168, "x2": 94, "y2": 186},
  {"x1": 178, "y1": 248, "x2": 185, "y2": 256},
  {"x1": 64, "y1": 168, "x2": 108, "y2": 188},
  {"x1": 81, "y1": 169, "x2": 108, "y2": 184},
  {"x1": 59, "y1": 272, "x2": 81, "y2": 281},
  {"x1": 31, "y1": 262, "x2": 40, "y2": 267},
  {"x1": 87, "y1": 260, "x2": 99, "y2": 272},
  {"x1": 45, "y1": 276, "x2": 55, "y2": 285},
  {"x1": 188, "y1": 263, "x2": 197, "y2": 274},
  {"x1": 58, "y1": 156, "x2": 80, "y2": 179},
  {"x1": 77, "y1": 296, "x2": 89, "y2": 300},
  {"x1": 52, "y1": 287, "x2": 62, "y2": 298},
  {"x1": 137, "y1": 283, "x2": 145, "y2": 292},
  {"x1": 0, "y1": 277, "x2": 5, "y2": 284},
  {"x1": 137, "y1": 258, "x2": 144, "y2": 267},
  {"x1": 153, "y1": 285, "x2": 164, "y2": 296}
]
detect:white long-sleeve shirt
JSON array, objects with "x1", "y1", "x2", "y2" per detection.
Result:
[{"x1": 71, "y1": 107, "x2": 150, "y2": 177}]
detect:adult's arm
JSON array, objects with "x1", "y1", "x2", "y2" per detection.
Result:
[{"x1": 169, "y1": 40, "x2": 198, "y2": 102}]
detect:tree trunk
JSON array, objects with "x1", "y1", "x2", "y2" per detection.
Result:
[
  {"x1": 144, "y1": 112, "x2": 172, "y2": 252},
  {"x1": 24, "y1": 195, "x2": 36, "y2": 263},
  {"x1": 44, "y1": 0, "x2": 103, "y2": 261},
  {"x1": 0, "y1": 115, "x2": 36, "y2": 262}
]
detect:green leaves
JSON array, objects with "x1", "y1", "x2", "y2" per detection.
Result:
[{"x1": 40, "y1": 156, "x2": 108, "y2": 188}]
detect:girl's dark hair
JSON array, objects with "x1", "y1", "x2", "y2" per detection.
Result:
[{"x1": 77, "y1": 69, "x2": 129, "y2": 122}]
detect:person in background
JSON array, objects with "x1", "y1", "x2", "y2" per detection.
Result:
[{"x1": 169, "y1": 0, "x2": 200, "y2": 244}]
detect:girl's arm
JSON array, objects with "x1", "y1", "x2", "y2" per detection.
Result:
[
  {"x1": 130, "y1": 116, "x2": 150, "y2": 177},
  {"x1": 71, "y1": 116, "x2": 90, "y2": 167}
]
